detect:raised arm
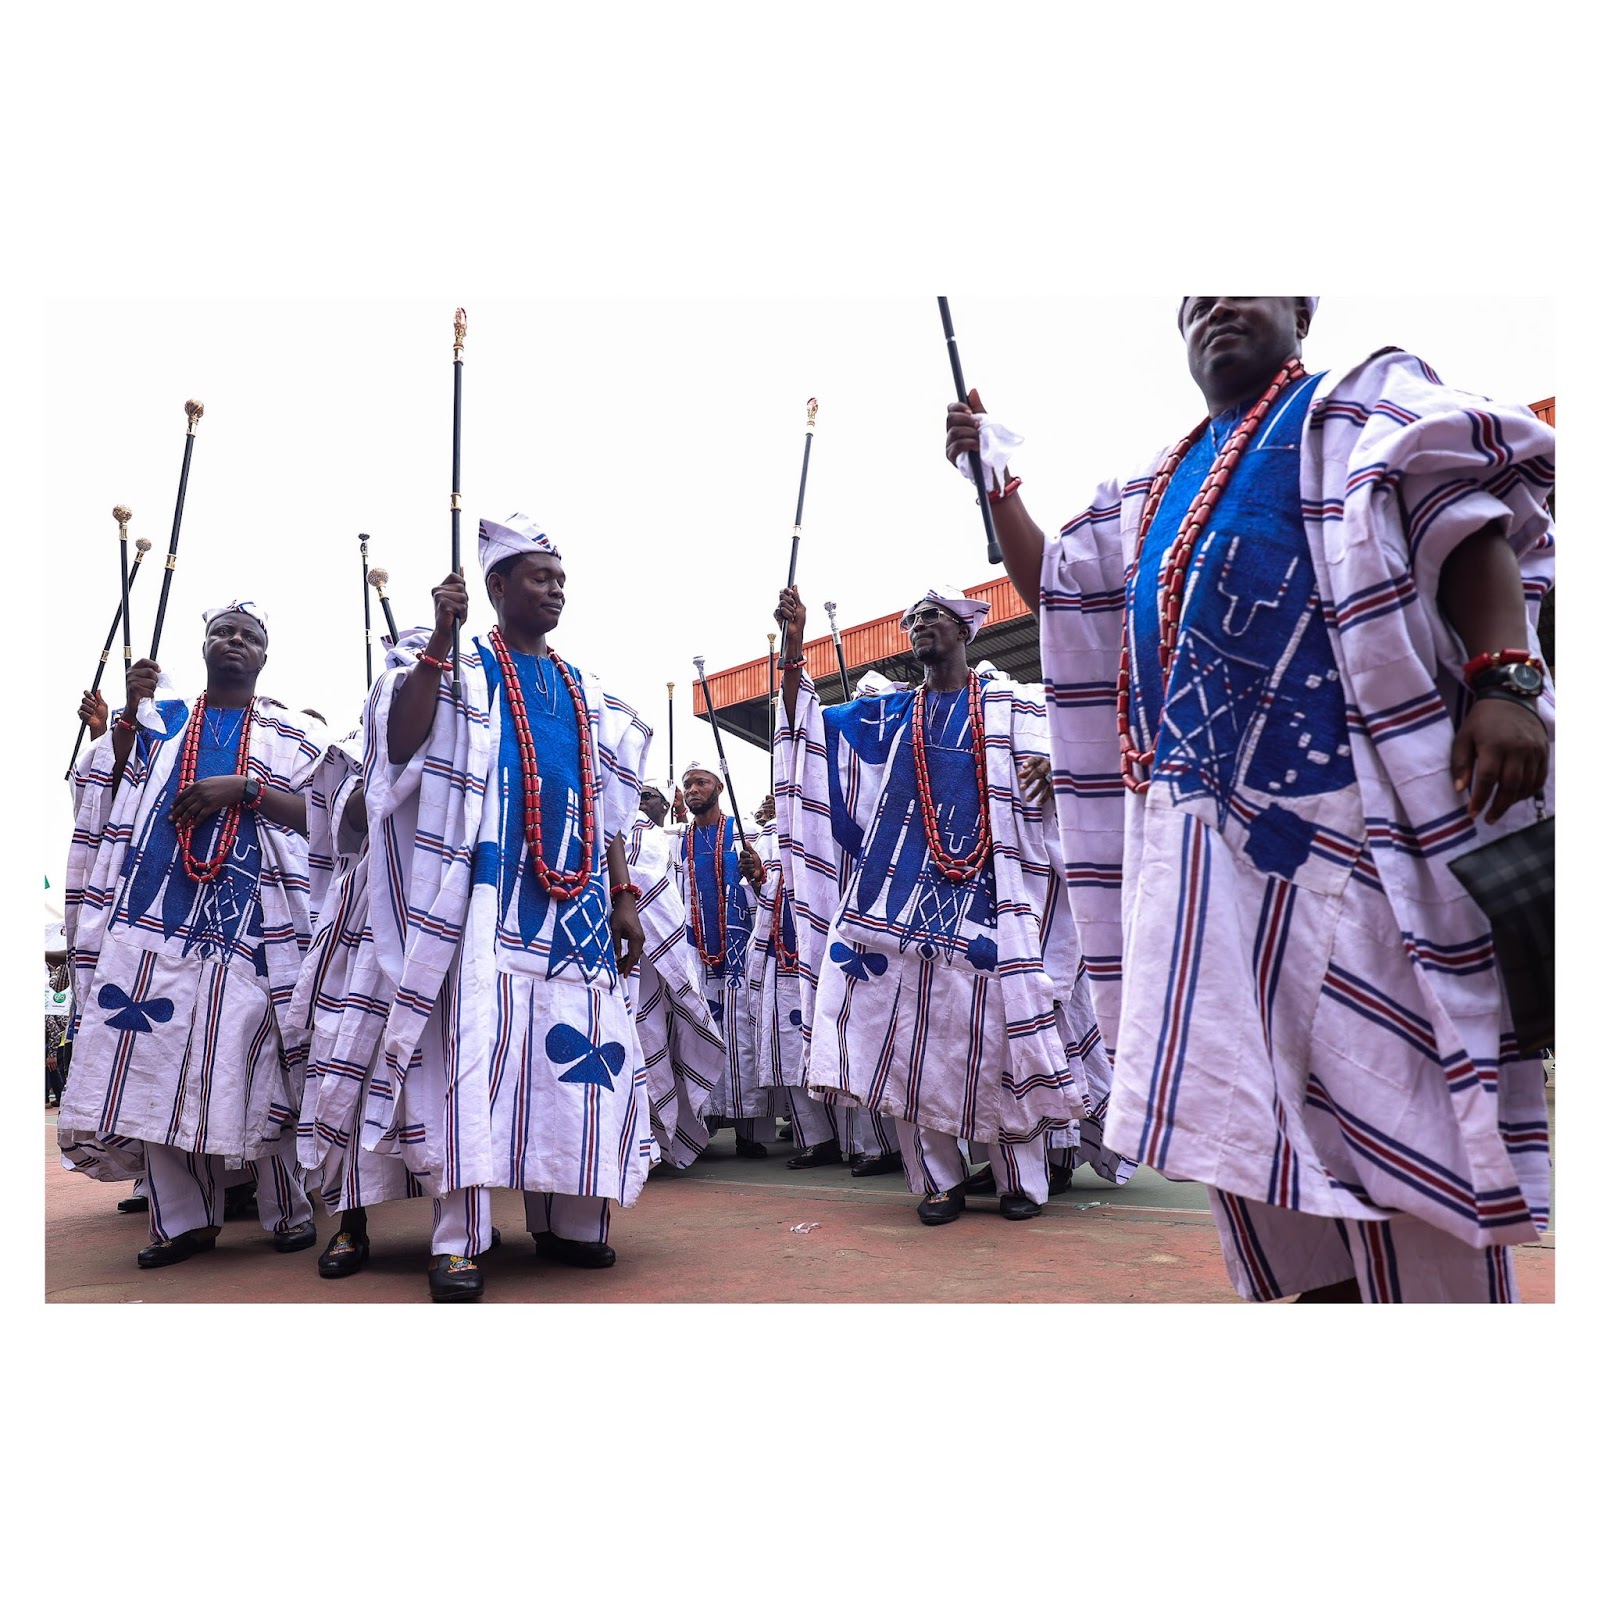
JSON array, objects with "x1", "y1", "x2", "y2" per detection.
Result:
[
  {"x1": 945, "y1": 388, "x2": 1047, "y2": 615},
  {"x1": 387, "y1": 572, "x2": 469, "y2": 766}
]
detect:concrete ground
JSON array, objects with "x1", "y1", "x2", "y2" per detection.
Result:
[{"x1": 43, "y1": 1112, "x2": 1555, "y2": 1305}]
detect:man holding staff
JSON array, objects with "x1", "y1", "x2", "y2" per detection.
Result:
[
  {"x1": 774, "y1": 582, "x2": 1108, "y2": 1224},
  {"x1": 944, "y1": 296, "x2": 1553, "y2": 1301},
  {"x1": 676, "y1": 758, "x2": 778, "y2": 1156},
  {"x1": 60, "y1": 602, "x2": 328, "y2": 1266},
  {"x1": 363, "y1": 513, "x2": 652, "y2": 1302}
]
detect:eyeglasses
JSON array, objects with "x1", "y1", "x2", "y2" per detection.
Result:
[{"x1": 901, "y1": 607, "x2": 951, "y2": 631}]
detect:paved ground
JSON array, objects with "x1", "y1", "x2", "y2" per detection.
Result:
[{"x1": 43, "y1": 1112, "x2": 1555, "y2": 1305}]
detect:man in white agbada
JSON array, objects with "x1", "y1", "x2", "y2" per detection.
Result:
[
  {"x1": 363, "y1": 515, "x2": 651, "y2": 1302},
  {"x1": 675, "y1": 757, "x2": 779, "y2": 1156},
  {"x1": 775, "y1": 580, "x2": 1116, "y2": 1224},
  {"x1": 59, "y1": 602, "x2": 327, "y2": 1267},
  {"x1": 287, "y1": 630, "x2": 447, "y2": 1280},
  {"x1": 945, "y1": 296, "x2": 1554, "y2": 1301},
  {"x1": 625, "y1": 784, "x2": 726, "y2": 1167},
  {"x1": 739, "y1": 793, "x2": 842, "y2": 1169}
]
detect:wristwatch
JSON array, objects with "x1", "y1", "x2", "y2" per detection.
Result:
[
  {"x1": 1473, "y1": 660, "x2": 1545, "y2": 699},
  {"x1": 241, "y1": 775, "x2": 262, "y2": 809}
]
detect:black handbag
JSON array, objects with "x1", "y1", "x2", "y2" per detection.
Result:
[{"x1": 1447, "y1": 802, "x2": 1555, "y2": 1055}]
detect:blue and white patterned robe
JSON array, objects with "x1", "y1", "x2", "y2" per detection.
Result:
[
  {"x1": 60, "y1": 696, "x2": 326, "y2": 1179},
  {"x1": 625, "y1": 814, "x2": 725, "y2": 1167},
  {"x1": 359, "y1": 636, "x2": 654, "y2": 1204},
  {"x1": 779, "y1": 670, "x2": 1109, "y2": 1146},
  {"x1": 1039, "y1": 348, "x2": 1554, "y2": 1249}
]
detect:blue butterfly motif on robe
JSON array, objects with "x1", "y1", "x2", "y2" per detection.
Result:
[
  {"x1": 788, "y1": 1008, "x2": 803, "y2": 1028},
  {"x1": 709, "y1": 998, "x2": 725, "y2": 1026},
  {"x1": 831, "y1": 943, "x2": 889, "y2": 982},
  {"x1": 547, "y1": 1022, "x2": 626, "y2": 1091},
  {"x1": 99, "y1": 984, "x2": 175, "y2": 1033}
]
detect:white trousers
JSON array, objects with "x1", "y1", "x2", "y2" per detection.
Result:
[
  {"x1": 842, "y1": 1107, "x2": 900, "y2": 1161},
  {"x1": 787, "y1": 1089, "x2": 839, "y2": 1149},
  {"x1": 430, "y1": 1187, "x2": 612, "y2": 1256},
  {"x1": 1208, "y1": 1189, "x2": 1521, "y2": 1303},
  {"x1": 896, "y1": 1122, "x2": 1049, "y2": 1205},
  {"x1": 143, "y1": 1142, "x2": 310, "y2": 1243},
  {"x1": 734, "y1": 1117, "x2": 779, "y2": 1143}
]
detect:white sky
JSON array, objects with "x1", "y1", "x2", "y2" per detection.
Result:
[{"x1": 41, "y1": 294, "x2": 1555, "y2": 892}]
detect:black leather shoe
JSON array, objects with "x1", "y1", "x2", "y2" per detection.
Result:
[
  {"x1": 917, "y1": 1189, "x2": 965, "y2": 1226},
  {"x1": 776, "y1": 1121, "x2": 794, "y2": 1141},
  {"x1": 533, "y1": 1231, "x2": 617, "y2": 1269},
  {"x1": 850, "y1": 1152, "x2": 904, "y2": 1177},
  {"x1": 786, "y1": 1138, "x2": 843, "y2": 1170},
  {"x1": 316, "y1": 1230, "x2": 370, "y2": 1278},
  {"x1": 117, "y1": 1193, "x2": 150, "y2": 1214},
  {"x1": 998, "y1": 1192, "x2": 1043, "y2": 1221},
  {"x1": 429, "y1": 1253, "x2": 485, "y2": 1302},
  {"x1": 1048, "y1": 1163, "x2": 1074, "y2": 1195},
  {"x1": 963, "y1": 1165, "x2": 997, "y2": 1196},
  {"x1": 733, "y1": 1134, "x2": 768, "y2": 1160},
  {"x1": 487, "y1": 1226, "x2": 502, "y2": 1252},
  {"x1": 273, "y1": 1220, "x2": 318, "y2": 1253},
  {"x1": 223, "y1": 1182, "x2": 258, "y2": 1221},
  {"x1": 137, "y1": 1227, "x2": 219, "y2": 1268}
]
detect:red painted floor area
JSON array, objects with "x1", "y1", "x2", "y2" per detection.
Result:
[{"x1": 43, "y1": 1117, "x2": 1554, "y2": 1305}]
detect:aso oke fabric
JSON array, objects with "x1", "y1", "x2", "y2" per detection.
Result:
[
  {"x1": 624, "y1": 813, "x2": 725, "y2": 1168},
  {"x1": 358, "y1": 636, "x2": 654, "y2": 1204},
  {"x1": 777, "y1": 667, "x2": 1114, "y2": 1149},
  {"x1": 1038, "y1": 347, "x2": 1554, "y2": 1252},
  {"x1": 60, "y1": 698, "x2": 327, "y2": 1180},
  {"x1": 287, "y1": 707, "x2": 424, "y2": 1213},
  {"x1": 742, "y1": 819, "x2": 809, "y2": 1098}
]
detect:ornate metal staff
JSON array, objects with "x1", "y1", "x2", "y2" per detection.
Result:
[
  {"x1": 367, "y1": 567, "x2": 400, "y2": 649},
  {"x1": 148, "y1": 399, "x2": 205, "y2": 659},
  {"x1": 449, "y1": 307, "x2": 466, "y2": 695},
  {"x1": 693, "y1": 655, "x2": 749, "y2": 852},
  {"x1": 823, "y1": 600, "x2": 851, "y2": 702},
  {"x1": 65, "y1": 525, "x2": 152, "y2": 778},
  {"x1": 936, "y1": 298, "x2": 1002, "y2": 566},
  {"x1": 766, "y1": 631, "x2": 777, "y2": 792},
  {"x1": 116, "y1": 503, "x2": 134, "y2": 676},
  {"x1": 359, "y1": 532, "x2": 374, "y2": 687},
  {"x1": 666, "y1": 681, "x2": 675, "y2": 785},
  {"x1": 784, "y1": 398, "x2": 819, "y2": 588}
]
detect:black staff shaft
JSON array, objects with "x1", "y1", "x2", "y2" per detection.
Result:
[
  {"x1": 826, "y1": 614, "x2": 850, "y2": 702},
  {"x1": 667, "y1": 685, "x2": 676, "y2": 785},
  {"x1": 149, "y1": 428, "x2": 198, "y2": 660},
  {"x1": 937, "y1": 297, "x2": 1002, "y2": 566},
  {"x1": 65, "y1": 550, "x2": 148, "y2": 779},
  {"x1": 379, "y1": 593, "x2": 399, "y2": 646},
  {"x1": 118, "y1": 527, "x2": 132, "y2": 668},
  {"x1": 450, "y1": 349, "x2": 463, "y2": 694},
  {"x1": 359, "y1": 536, "x2": 373, "y2": 688},
  {"x1": 694, "y1": 661, "x2": 748, "y2": 852},
  {"x1": 786, "y1": 431, "x2": 814, "y2": 589}
]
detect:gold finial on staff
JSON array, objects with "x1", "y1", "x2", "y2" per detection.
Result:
[
  {"x1": 368, "y1": 566, "x2": 389, "y2": 595},
  {"x1": 454, "y1": 307, "x2": 467, "y2": 360},
  {"x1": 113, "y1": 504, "x2": 133, "y2": 532},
  {"x1": 135, "y1": 538, "x2": 152, "y2": 554},
  {"x1": 184, "y1": 399, "x2": 205, "y2": 435},
  {"x1": 805, "y1": 397, "x2": 819, "y2": 431}
]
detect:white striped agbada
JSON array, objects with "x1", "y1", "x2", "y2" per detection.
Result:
[
  {"x1": 624, "y1": 813, "x2": 725, "y2": 1168},
  {"x1": 287, "y1": 713, "x2": 424, "y2": 1213},
  {"x1": 1039, "y1": 348, "x2": 1553, "y2": 1258},
  {"x1": 357, "y1": 637, "x2": 654, "y2": 1205},
  {"x1": 59, "y1": 696, "x2": 327, "y2": 1181},
  {"x1": 777, "y1": 666, "x2": 1108, "y2": 1147},
  {"x1": 742, "y1": 820, "x2": 809, "y2": 1098}
]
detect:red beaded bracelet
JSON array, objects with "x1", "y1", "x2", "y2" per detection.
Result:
[
  {"x1": 609, "y1": 881, "x2": 642, "y2": 902},
  {"x1": 416, "y1": 651, "x2": 452, "y2": 673},
  {"x1": 1463, "y1": 648, "x2": 1535, "y2": 685},
  {"x1": 778, "y1": 656, "x2": 807, "y2": 672},
  {"x1": 114, "y1": 713, "x2": 139, "y2": 734},
  {"x1": 986, "y1": 474, "x2": 1023, "y2": 506}
]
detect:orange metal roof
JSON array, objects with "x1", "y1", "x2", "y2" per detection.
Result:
[
  {"x1": 693, "y1": 574, "x2": 1029, "y2": 717},
  {"x1": 1532, "y1": 396, "x2": 1555, "y2": 427}
]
